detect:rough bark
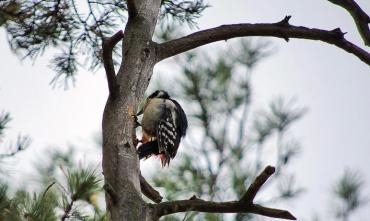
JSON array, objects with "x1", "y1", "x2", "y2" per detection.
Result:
[{"x1": 102, "y1": 0, "x2": 161, "y2": 220}]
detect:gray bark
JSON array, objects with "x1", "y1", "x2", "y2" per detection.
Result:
[{"x1": 102, "y1": 0, "x2": 161, "y2": 220}]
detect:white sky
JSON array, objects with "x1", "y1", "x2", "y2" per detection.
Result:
[{"x1": 0, "y1": 0, "x2": 370, "y2": 220}]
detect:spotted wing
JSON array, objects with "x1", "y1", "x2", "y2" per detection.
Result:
[{"x1": 157, "y1": 108, "x2": 179, "y2": 166}]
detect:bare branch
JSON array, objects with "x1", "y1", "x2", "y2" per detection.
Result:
[
  {"x1": 153, "y1": 166, "x2": 296, "y2": 220},
  {"x1": 157, "y1": 16, "x2": 370, "y2": 66},
  {"x1": 328, "y1": 0, "x2": 370, "y2": 46},
  {"x1": 140, "y1": 174, "x2": 163, "y2": 203},
  {"x1": 102, "y1": 30, "x2": 124, "y2": 98},
  {"x1": 153, "y1": 199, "x2": 295, "y2": 220},
  {"x1": 240, "y1": 166, "x2": 275, "y2": 202},
  {"x1": 249, "y1": 204, "x2": 296, "y2": 220}
]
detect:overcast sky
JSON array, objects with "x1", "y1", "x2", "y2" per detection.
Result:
[{"x1": 1, "y1": 0, "x2": 369, "y2": 220}]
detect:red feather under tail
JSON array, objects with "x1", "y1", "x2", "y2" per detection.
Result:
[{"x1": 158, "y1": 154, "x2": 169, "y2": 167}]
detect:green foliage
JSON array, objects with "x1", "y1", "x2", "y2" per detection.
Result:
[
  {"x1": 19, "y1": 190, "x2": 59, "y2": 221},
  {"x1": 0, "y1": 182, "x2": 58, "y2": 221},
  {"x1": 0, "y1": 183, "x2": 21, "y2": 221},
  {"x1": 0, "y1": 111, "x2": 29, "y2": 161},
  {"x1": 265, "y1": 97, "x2": 307, "y2": 133},
  {"x1": 65, "y1": 167, "x2": 101, "y2": 201},
  {"x1": 0, "y1": 112, "x2": 11, "y2": 137},
  {"x1": 0, "y1": 147, "x2": 104, "y2": 221},
  {"x1": 333, "y1": 169, "x2": 367, "y2": 221},
  {"x1": 152, "y1": 39, "x2": 305, "y2": 220},
  {"x1": 160, "y1": 0, "x2": 209, "y2": 26},
  {"x1": 0, "y1": 0, "x2": 208, "y2": 86}
]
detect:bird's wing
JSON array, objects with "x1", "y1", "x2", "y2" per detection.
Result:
[
  {"x1": 157, "y1": 108, "x2": 179, "y2": 166},
  {"x1": 170, "y1": 99, "x2": 188, "y2": 136}
]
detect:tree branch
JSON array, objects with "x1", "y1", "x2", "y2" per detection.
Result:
[
  {"x1": 240, "y1": 165, "x2": 275, "y2": 202},
  {"x1": 140, "y1": 174, "x2": 163, "y2": 203},
  {"x1": 327, "y1": 0, "x2": 370, "y2": 46},
  {"x1": 127, "y1": 0, "x2": 138, "y2": 18},
  {"x1": 153, "y1": 166, "x2": 296, "y2": 220},
  {"x1": 61, "y1": 195, "x2": 76, "y2": 221},
  {"x1": 157, "y1": 16, "x2": 370, "y2": 66},
  {"x1": 102, "y1": 30, "x2": 124, "y2": 98}
]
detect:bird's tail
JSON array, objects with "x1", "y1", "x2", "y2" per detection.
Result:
[
  {"x1": 138, "y1": 141, "x2": 171, "y2": 167},
  {"x1": 158, "y1": 153, "x2": 171, "y2": 167},
  {"x1": 138, "y1": 140, "x2": 159, "y2": 159}
]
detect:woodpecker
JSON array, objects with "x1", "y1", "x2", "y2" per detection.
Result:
[{"x1": 137, "y1": 90, "x2": 188, "y2": 166}]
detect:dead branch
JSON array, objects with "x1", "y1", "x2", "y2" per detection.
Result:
[
  {"x1": 327, "y1": 0, "x2": 370, "y2": 46},
  {"x1": 240, "y1": 166, "x2": 275, "y2": 202},
  {"x1": 157, "y1": 16, "x2": 370, "y2": 66},
  {"x1": 152, "y1": 166, "x2": 296, "y2": 220}
]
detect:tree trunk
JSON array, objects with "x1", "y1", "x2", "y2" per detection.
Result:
[{"x1": 102, "y1": 1, "x2": 161, "y2": 220}]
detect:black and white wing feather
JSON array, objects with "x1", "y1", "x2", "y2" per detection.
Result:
[{"x1": 157, "y1": 108, "x2": 180, "y2": 166}]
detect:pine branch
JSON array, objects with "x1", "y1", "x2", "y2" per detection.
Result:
[
  {"x1": 152, "y1": 166, "x2": 296, "y2": 220},
  {"x1": 102, "y1": 30, "x2": 124, "y2": 98},
  {"x1": 61, "y1": 198, "x2": 75, "y2": 221},
  {"x1": 61, "y1": 167, "x2": 101, "y2": 220},
  {"x1": 0, "y1": 135, "x2": 30, "y2": 159},
  {"x1": 327, "y1": 0, "x2": 370, "y2": 46},
  {"x1": 157, "y1": 16, "x2": 370, "y2": 66}
]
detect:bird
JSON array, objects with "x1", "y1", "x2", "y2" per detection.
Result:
[{"x1": 136, "y1": 90, "x2": 188, "y2": 167}]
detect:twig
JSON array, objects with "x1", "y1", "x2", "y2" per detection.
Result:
[
  {"x1": 157, "y1": 16, "x2": 370, "y2": 66},
  {"x1": 152, "y1": 166, "x2": 296, "y2": 220},
  {"x1": 140, "y1": 173, "x2": 163, "y2": 203},
  {"x1": 327, "y1": 0, "x2": 370, "y2": 46},
  {"x1": 61, "y1": 195, "x2": 76, "y2": 221},
  {"x1": 102, "y1": 30, "x2": 124, "y2": 98}
]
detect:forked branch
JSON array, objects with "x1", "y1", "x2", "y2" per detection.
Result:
[
  {"x1": 102, "y1": 30, "x2": 124, "y2": 98},
  {"x1": 152, "y1": 166, "x2": 296, "y2": 220},
  {"x1": 328, "y1": 0, "x2": 370, "y2": 46},
  {"x1": 157, "y1": 16, "x2": 370, "y2": 65}
]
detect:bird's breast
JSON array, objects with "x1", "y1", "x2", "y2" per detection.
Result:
[{"x1": 142, "y1": 99, "x2": 164, "y2": 136}]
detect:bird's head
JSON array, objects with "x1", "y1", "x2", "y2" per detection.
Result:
[
  {"x1": 148, "y1": 90, "x2": 170, "y2": 99},
  {"x1": 137, "y1": 90, "x2": 171, "y2": 116}
]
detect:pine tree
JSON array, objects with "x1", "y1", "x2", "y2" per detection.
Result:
[{"x1": 1, "y1": 1, "x2": 369, "y2": 220}]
